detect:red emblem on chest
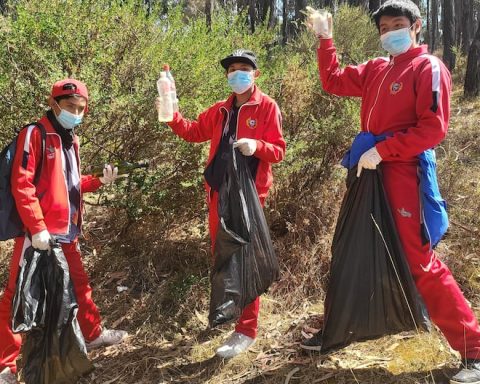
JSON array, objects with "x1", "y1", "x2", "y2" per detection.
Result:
[
  {"x1": 390, "y1": 81, "x2": 403, "y2": 95},
  {"x1": 246, "y1": 117, "x2": 257, "y2": 129}
]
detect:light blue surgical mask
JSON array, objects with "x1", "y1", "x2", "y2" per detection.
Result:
[
  {"x1": 227, "y1": 70, "x2": 254, "y2": 94},
  {"x1": 55, "y1": 103, "x2": 84, "y2": 130},
  {"x1": 380, "y1": 26, "x2": 414, "y2": 57}
]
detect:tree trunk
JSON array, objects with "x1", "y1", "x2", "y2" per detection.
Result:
[
  {"x1": 294, "y1": 0, "x2": 307, "y2": 36},
  {"x1": 205, "y1": 0, "x2": 213, "y2": 32},
  {"x1": 462, "y1": 0, "x2": 475, "y2": 53},
  {"x1": 282, "y1": 0, "x2": 288, "y2": 44},
  {"x1": 248, "y1": 0, "x2": 256, "y2": 33},
  {"x1": 464, "y1": 18, "x2": 480, "y2": 97},
  {"x1": 323, "y1": 0, "x2": 334, "y2": 8},
  {"x1": 257, "y1": 0, "x2": 276, "y2": 28},
  {"x1": 455, "y1": 0, "x2": 463, "y2": 47},
  {"x1": 426, "y1": 0, "x2": 430, "y2": 46},
  {"x1": 443, "y1": 0, "x2": 456, "y2": 70},
  {"x1": 259, "y1": 0, "x2": 268, "y2": 23},
  {"x1": 267, "y1": 0, "x2": 277, "y2": 29},
  {"x1": 431, "y1": 0, "x2": 439, "y2": 51},
  {"x1": 161, "y1": 0, "x2": 168, "y2": 15}
]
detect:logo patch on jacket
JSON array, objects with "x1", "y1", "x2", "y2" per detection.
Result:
[
  {"x1": 397, "y1": 207, "x2": 412, "y2": 218},
  {"x1": 47, "y1": 145, "x2": 55, "y2": 159},
  {"x1": 390, "y1": 82, "x2": 403, "y2": 95},
  {"x1": 246, "y1": 118, "x2": 257, "y2": 129}
]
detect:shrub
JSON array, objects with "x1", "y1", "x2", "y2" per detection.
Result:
[{"x1": 0, "y1": 1, "x2": 383, "y2": 299}]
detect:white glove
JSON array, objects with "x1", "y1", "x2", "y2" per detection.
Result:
[
  {"x1": 357, "y1": 147, "x2": 382, "y2": 177},
  {"x1": 100, "y1": 164, "x2": 118, "y2": 184},
  {"x1": 304, "y1": 6, "x2": 333, "y2": 39},
  {"x1": 233, "y1": 138, "x2": 257, "y2": 156},
  {"x1": 32, "y1": 229, "x2": 51, "y2": 251}
]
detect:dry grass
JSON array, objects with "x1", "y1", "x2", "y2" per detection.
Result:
[
  {"x1": 437, "y1": 90, "x2": 480, "y2": 300},
  {"x1": 0, "y1": 89, "x2": 478, "y2": 384}
]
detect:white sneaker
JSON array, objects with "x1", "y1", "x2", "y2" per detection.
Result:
[
  {"x1": 85, "y1": 328, "x2": 128, "y2": 351},
  {"x1": 0, "y1": 368, "x2": 17, "y2": 384},
  {"x1": 215, "y1": 332, "x2": 255, "y2": 359}
]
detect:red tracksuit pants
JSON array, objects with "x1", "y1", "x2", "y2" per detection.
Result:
[
  {"x1": 0, "y1": 236, "x2": 102, "y2": 373},
  {"x1": 383, "y1": 162, "x2": 480, "y2": 359},
  {"x1": 209, "y1": 191, "x2": 264, "y2": 339}
]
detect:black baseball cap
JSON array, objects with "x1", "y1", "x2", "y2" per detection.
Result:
[{"x1": 220, "y1": 49, "x2": 258, "y2": 70}]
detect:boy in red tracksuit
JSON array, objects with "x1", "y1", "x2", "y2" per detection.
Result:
[
  {"x1": 301, "y1": 1, "x2": 480, "y2": 383},
  {"x1": 0, "y1": 79, "x2": 127, "y2": 384},
  {"x1": 157, "y1": 50, "x2": 285, "y2": 359}
]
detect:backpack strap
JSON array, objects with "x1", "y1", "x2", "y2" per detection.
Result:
[
  {"x1": 32, "y1": 122, "x2": 46, "y2": 185},
  {"x1": 17, "y1": 121, "x2": 47, "y2": 185},
  {"x1": 15, "y1": 121, "x2": 47, "y2": 185}
]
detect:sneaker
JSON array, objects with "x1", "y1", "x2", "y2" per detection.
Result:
[
  {"x1": 451, "y1": 359, "x2": 480, "y2": 384},
  {"x1": 85, "y1": 328, "x2": 128, "y2": 351},
  {"x1": 300, "y1": 330, "x2": 323, "y2": 351},
  {"x1": 215, "y1": 332, "x2": 255, "y2": 359},
  {"x1": 0, "y1": 368, "x2": 17, "y2": 384}
]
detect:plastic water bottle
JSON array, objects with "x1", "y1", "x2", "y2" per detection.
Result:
[
  {"x1": 157, "y1": 71, "x2": 173, "y2": 122},
  {"x1": 163, "y1": 64, "x2": 178, "y2": 111}
]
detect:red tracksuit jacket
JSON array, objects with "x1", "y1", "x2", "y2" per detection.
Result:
[
  {"x1": 317, "y1": 39, "x2": 451, "y2": 160},
  {"x1": 11, "y1": 115, "x2": 102, "y2": 236},
  {"x1": 167, "y1": 85, "x2": 286, "y2": 199}
]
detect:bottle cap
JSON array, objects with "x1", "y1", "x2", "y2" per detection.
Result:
[{"x1": 163, "y1": 64, "x2": 170, "y2": 71}]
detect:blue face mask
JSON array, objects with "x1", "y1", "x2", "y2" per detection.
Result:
[
  {"x1": 380, "y1": 26, "x2": 414, "y2": 57},
  {"x1": 55, "y1": 104, "x2": 84, "y2": 130},
  {"x1": 227, "y1": 70, "x2": 254, "y2": 94}
]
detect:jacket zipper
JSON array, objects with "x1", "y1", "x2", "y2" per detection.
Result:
[
  {"x1": 366, "y1": 58, "x2": 395, "y2": 132},
  {"x1": 235, "y1": 100, "x2": 260, "y2": 139},
  {"x1": 207, "y1": 100, "x2": 260, "y2": 202},
  {"x1": 208, "y1": 106, "x2": 232, "y2": 203}
]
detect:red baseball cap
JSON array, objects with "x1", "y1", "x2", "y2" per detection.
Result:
[{"x1": 51, "y1": 78, "x2": 89, "y2": 101}]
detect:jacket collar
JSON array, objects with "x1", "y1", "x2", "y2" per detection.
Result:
[
  {"x1": 221, "y1": 85, "x2": 262, "y2": 111},
  {"x1": 391, "y1": 45, "x2": 429, "y2": 64},
  {"x1": 38, "y1": 114, "x2": 56, "y2": 134},
  {"x1": 39, "y1": 112, "x2": 80, "y2": 148}
]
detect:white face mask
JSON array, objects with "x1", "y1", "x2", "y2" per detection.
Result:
[
  {"x1": 380, "y1": 25, "x2": 415, "y2": 56},
  {"x1": 54, "y1": 101, "x2": 84, "y2": 129},
  {"x1": 227, "y1": 70, "x2": 254, "y2": 94}
]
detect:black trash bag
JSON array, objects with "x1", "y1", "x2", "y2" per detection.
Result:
[
  {"x1": 12, "y1": 244, "x2": 93, "y2": 384},
  {"x1": 320, "y1": 168, "x2": 430, "y2": 353},
  {"x1": 209, "y1": 148, "x2": 280, "y2": 328}
]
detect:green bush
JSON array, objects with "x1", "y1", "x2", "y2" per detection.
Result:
[{"x1": 0, "y1": 1, "x2": 383, "y2": 296}]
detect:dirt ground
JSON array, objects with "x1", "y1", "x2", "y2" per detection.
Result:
[{"x1": 0, "y1": 90, "x2": 478, "y2": 384}]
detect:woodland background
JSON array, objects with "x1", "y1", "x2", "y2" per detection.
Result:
[{"x1": 0, "y1": 0, "x2": 479, "y2": 383}]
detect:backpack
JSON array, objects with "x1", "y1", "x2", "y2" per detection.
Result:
[{"x1": 0, "y1": 123, "x2": 46, "y2": 241}]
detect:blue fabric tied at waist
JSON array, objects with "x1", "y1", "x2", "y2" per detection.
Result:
[{"x1": 341, "y1": 132, "x2": 448, "y2": 249}]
